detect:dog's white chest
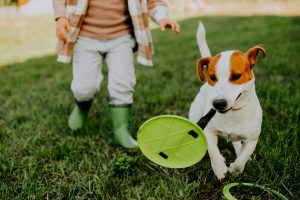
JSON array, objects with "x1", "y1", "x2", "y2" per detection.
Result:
[
  {"x1": 213, "y1": 116, "x2": 247, "y2": 141},
  {"x1": 216, "y1": 130, "x2": 246, "y2": 141},
  {"x1": 209, "y1": 105, "x2": 262, "y2": 142}
]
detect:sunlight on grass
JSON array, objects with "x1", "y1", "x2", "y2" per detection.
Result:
[
  {"x1": 0, "y1": 16, "x2": 56, "y2": 67},
  {"x1": 0, "y1": 13, "x2": 197, "y2": 68}
]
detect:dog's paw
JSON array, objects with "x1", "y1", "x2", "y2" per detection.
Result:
[
  {"x1": 212, "y1": 161, "x2": 228, "y2": 180},
  {"x1": 229, "y1": 162, "x2": 244, "y2": 177}
]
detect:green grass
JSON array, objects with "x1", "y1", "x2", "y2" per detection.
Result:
[{"x1": 0, "y1": 16, "x2": 299, "y2": 199}]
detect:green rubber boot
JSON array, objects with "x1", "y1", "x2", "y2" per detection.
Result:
[
  {"x1": 110, "y1": 106, "x2": 138, "y2": 149},
  {"x1": 68, "y1": 100, "x2": 93, "y2": 131}
]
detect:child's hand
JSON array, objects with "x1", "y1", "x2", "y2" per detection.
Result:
[
  {"x1": 56, "y1": 17, "x2": 72, "y2": 43},
  {"x1": 159, "y1": 19, "x2": 180, "y2": 34}
]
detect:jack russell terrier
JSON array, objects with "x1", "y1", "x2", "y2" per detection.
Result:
[{"x1": 189, "y1": 22, "x2": 266, "y2": 180}]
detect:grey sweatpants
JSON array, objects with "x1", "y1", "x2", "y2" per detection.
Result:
[{"x1": 71, "y1": 34, "x2": 136, "y2": 105}]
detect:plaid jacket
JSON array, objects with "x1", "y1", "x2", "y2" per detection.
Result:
[{"x1": 54, "y1": 0, "x2": 169, "y2": 66}]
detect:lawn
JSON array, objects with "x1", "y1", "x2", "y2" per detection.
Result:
[{"x1": 0, "y1": 16, "x2": 299, "y2": 199}]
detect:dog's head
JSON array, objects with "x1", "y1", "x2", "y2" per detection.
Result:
[{"x1": 197, "y1": 45, "x2": 266, "y2": 113}]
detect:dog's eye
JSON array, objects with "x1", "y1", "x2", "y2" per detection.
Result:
[
  {"x1": 231, "y1": 73, "x2": 241, "y2": 81},
  {"x1": 210, "y1": 75, "x2": 217, "y2": 82}
]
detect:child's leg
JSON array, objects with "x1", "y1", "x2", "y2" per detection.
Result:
[
  {"x1": 68, "y1": 36, "x2": 104, "y2": 131},
  {"x1": 106, "y1": 35, "x2": 136, "y2": 105},
  {"x1": 105, "y1": 35, "x2": 137, "y2": 148},
  {"x1": 71, "y1": 36, "x2": 104, "y2": 101}
]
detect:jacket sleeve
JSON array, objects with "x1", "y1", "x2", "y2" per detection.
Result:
[
  {"x1": 53, "y1": 0, "x2": 67, "y2": 19},
  {"x1": 148, "y1": 0, "x2": 169, "y2": 24}
]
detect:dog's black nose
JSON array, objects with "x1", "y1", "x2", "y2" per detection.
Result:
[{"x1": 213, "y1": 99, "x2": 227, "y2": 110}]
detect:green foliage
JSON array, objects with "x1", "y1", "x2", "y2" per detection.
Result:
[
  {"x1": 0, "y1": 16, "x2": 299, "y2": 199},
  {"x1": 0, "y1": 0, "x2": 18, "y2": 6}
]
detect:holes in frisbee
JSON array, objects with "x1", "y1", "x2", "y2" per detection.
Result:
[
  {"x1": 159, "y1": 152, "x2": 168, "y2": 159},
  {"x1": 188, "y1": 130, "x2": 199, "y2": 139}
]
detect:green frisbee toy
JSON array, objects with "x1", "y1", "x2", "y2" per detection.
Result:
[
  {"x1": 137, "y1": 115, "x2": 208, "y2": 168},
  {"x1": 223, "y1": 183, "x2": 288, "y2": 200}
]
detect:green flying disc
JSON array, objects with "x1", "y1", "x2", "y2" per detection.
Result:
[
  {"x1": 223, "y1": 183, "x2": 288, "y2": 200},
  {"x1": 137, "y1": 115, "x2": 207, "y2": 168}
]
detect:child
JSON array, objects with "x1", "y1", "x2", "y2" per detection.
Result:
[{"x1": 53, "y1": 0, "x2": 180, "y2": 148}]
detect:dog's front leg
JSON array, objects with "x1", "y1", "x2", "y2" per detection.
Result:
[
  {"x1": 232, "y1": 141, "x2": 242, "y2": 156},
  {"x1": 229, "y1": 140, "x2": 258, "y2": 176},
  {"x1": 206, "y1": 131, "x2": 228, "y2": 180}
]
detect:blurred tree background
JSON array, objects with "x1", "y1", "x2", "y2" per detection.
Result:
[
  {"x1": 0, "y1": 0, "x2": 296, "y2": 7},
  {"x1": 0, "y1": 0, "x2": 17, "y2": 6},
  {"x1": 167, "y1": 0, "x2": 298, "y2": 13},
  {"x1": 0, "y1": 0, "x2": 28, "y2": 6}
]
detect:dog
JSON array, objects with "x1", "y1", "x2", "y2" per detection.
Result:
[{"x1": 189, "y1": 22, "x2": 266, "y2": 180}]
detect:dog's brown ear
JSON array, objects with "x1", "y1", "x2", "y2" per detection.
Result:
[
  {"x1": 197, "y1": 57, "x2": 211, "y2": 82},
  {"x1": 246, "y1": 44, "x2": 266, "y2": 68}
]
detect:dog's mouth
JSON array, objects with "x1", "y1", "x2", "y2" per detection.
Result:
[
  {"x1": 218, "y1": 107, "x2": 232, "y2": 114},
  {"x1": 216, "y1": 92, "x2": 243, "y2": 114}
]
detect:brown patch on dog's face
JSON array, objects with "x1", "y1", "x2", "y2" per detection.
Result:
[
  {"x1": 206, "y1": 54, "x2": 221, "y2": 86},
  {"x1": 197, "y1": 45, "x2": 266, "y2": 86},
  {"x1": 229, "y1": 44, "x2": 266, "y2": 85},
  {"x1": 229, "y1": 51, "x2": 253, "y2": 85}
]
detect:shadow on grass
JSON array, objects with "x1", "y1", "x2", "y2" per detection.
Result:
[{"x1": 0, "y1": 16, "x2": 299, "y2": 199}]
